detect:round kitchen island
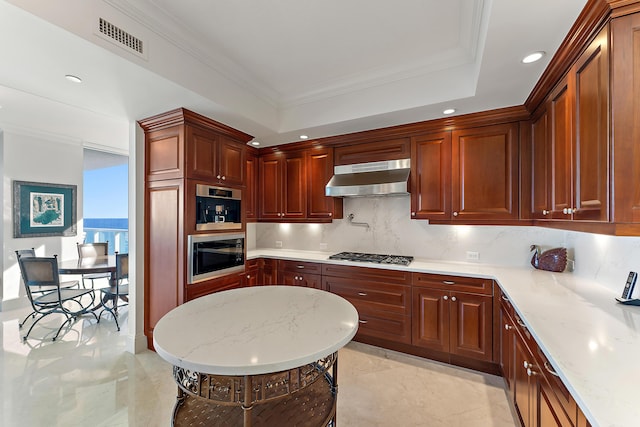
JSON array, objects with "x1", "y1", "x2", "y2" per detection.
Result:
[{"x1": 153, "y1": 286, "x2": 359, "y2": 427}]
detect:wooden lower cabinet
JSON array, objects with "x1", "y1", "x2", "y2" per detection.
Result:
[
  {"x1": 500, "y1": 289, "x2": 589, "y2": 427},
  {"x1": 412, "y1": 274, "x2": 494, "y2": 362},
  {"x1": 322, "y1": 264, "x2": 412, "y2": 345},
  {"x1": 185, "y1": 273, "x2": 244, "y2": 301}
]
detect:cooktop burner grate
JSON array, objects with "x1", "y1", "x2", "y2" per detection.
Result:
[{"x1": 328, "y1": 251, "x2": 413, "y2": 266}]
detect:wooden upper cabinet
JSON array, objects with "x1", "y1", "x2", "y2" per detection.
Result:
[
  {"x1": 543, "y1": 25, "x2": 609, "y2": 222},
  {"x1": 306, "y1": 147, "x2": 343, "y2": 220},
  {"x1": 145, "y1": 125, "x2": 185, "y2": 182},
  {"x1": 258, "y1": 155, "x2": 282, "y2": 220},
  {"x1": 283, "y1": 152, "x2": 306, "y2": 219},
  {"x1": 573, "y1": 24, "x2": 609, "y2": 222},
  {"x1": 612, "y1": 13, "x2": 640, "y2": 223},
  {"x1": 451, "y1": 123, "x2": 519, "y2": 221},
  {"x1": 548, "y1": 75, "x2": 574, "y2": 220},
  {"x1": 186, "y1": 127, "x2": 246, "y2": 186},
  {"x1": 140, "y1": 108, "x2": 252, "y2": 186},
  {"x1": 218, "y1": 136, "x2": 246, "y2": 186},
  {"x1": 334, "y1": 138, "x2": 410, "y2": 165},
  {"x1": 531, "y1": 111, "x2": 551, "y2": 219},
  {"x1": 410, "y1": 132, "x2": 452, "y2": 220},
  {"x1": 245, "y1": 148, "x2": 258, "y2": 221},
  {"x1": 258, "y1": 151, "x2": 306, "y2": 220}
]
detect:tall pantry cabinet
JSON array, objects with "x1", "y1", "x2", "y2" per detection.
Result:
[{"x1": 139, "y1": 108, "x2": 252, "y2": 349}]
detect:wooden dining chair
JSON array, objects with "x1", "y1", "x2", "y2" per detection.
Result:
[
  {"x1": 76, "y1": 241, "x2": 110, "y2": 289},
  {"x1": 17, "y1": 255, "x2": 97, "y2": 341},
  {"x1": 97, "y1": 252, "x2": 129, "y2": 331}
]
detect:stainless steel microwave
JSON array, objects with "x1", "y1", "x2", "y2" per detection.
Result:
[
  {"x1": 187, "y1": 233, "x2": 245, "y2": 284},
  {"x1": 195, "y1": 184, "x2": 242, "y2": 231}
]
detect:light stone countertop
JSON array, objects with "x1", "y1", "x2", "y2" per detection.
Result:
[
  {"x1": 153, "y1": 285, "x2": 359, "y2": 375},
  {"x1": 248, "y1": 248, "x2": 640, "y2": 427}
]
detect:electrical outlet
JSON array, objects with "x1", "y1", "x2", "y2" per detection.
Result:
[
  {"x1": 466, "y1": 251, "x2": 479, "y2": 261},
  {"x1": 319, "y1": 243, "x2": 328, "y2": 250},
  {"x1": 275, "y1": 241, "x2": 283, "y2": 248}
]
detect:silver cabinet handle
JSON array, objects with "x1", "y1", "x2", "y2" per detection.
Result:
[
  {"x1": 527, "y1": 368, "x2": 537, "y2": 377},
  {"x1": 216, "y1": 174, "x2": 221, "y2": 179},
  {"x1": 443, "y1": 295, "x2": 449, "y2": 301},
  {"x1": 329, "y1": 212, "x2": 332, "y2": 217},
  {"x1": 246, "y1": 274, "x2": 250, "y2": 279},
  {"x1": 358, "y1": 292, "x2": 367, "y2": 296},
  {"x1": 296, "y1": 265, "x2": 305, "y2": 269},
  {"x1": 504, "y1": 324, "x2": 513, "y2": 331},
  {"x1": 523, "y1": 361, "x2": 536, "y2": 369},
  {"x1": 221, "y1": 176, "x2": 226, "y2": 180},
  {"x1": 453, "y1": 212, "x2": 459, "y2": 217},
  {"x1": 543, "y1": 361, "x2": 559, "y2": 377},
  {"x1": 516, "y1": 318, "x2": 527, "y2": 329},
  {"x1": 359, "y1": 319, "x2": 368, "y2": 324},
  {"x1": 500, "y1": 294, "x2": 509, "y2": 302},
  {"x1": 411, "y1": 212, "x2": 416, "y2": 216},
  {"x1": 442, "y1": 280, "x2": 455, "y2": 285},
  {"x1": 277, "y1": 213, "x2": 282, "y2": 217},
  {"x1": 451, "y1": 296, "x2": 457, "y2": 302}
]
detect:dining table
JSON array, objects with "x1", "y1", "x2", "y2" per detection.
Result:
[
  {"x1": 57, "y1": 255, "x2": 117, "y2": 283},
  {"x1": 153, "y1": 285, "x2": 359, "y2": 427},
  {"x1": 57, "y1": 255, "x2": 118, "y2": 310}
]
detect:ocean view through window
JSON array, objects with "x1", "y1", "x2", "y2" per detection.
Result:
[{"x1": 83, "y1": 149, "x2": 128, "y2": 254}]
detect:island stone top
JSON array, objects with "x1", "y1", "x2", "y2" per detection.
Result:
[{"x1": 153, "y1": 285, "x2": 359, "y2": 375}]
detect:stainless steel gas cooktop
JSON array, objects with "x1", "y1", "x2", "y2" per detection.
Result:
[{"x1": 328, "y1": 251, "x2": 413, "y2": 266}]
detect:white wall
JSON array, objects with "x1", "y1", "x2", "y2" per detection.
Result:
[
  {"x1": 253, "y1": 197, "x2": 640, "y2": 294},
  {"x1": 1, "y1": 128, "x2": 83, "y2": 310}
]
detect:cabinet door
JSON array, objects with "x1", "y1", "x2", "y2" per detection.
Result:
[
  {"x1": 145, "y1": 179, "x2": 184, "y2": 345},
  {"x1": 145, "y1": 126, "x2": 185, "y2": 182},
  {"x1": 410, "y1": 132, "x2": 452, "y2": 220},
  {"x1": 500, "y1": 304, "x2": 515, "y2": 392},
  {"x1": 611, "y1": 14, "x2": 640, "y2": 223},
  {"x1": 549, "y1": 76, "x2": 574, "y2": 220},
  {"x1": 258, "y1": 156, "x2": 282, "y2": 219},
  {"x1": 261, "y1": 259, "x2": 278, "y2": 285},
  {"x1": 534, "y1": 375, "x2": 575, "y2": 427},
  {"x1": 411, "y1": 287, "x2": 449, "y2": 353},
  {"x1": 531, "y1": 111, "x2": 551, "y2": 219},
  {"x1": 279, "y1": 270, "x2": 300, "y2": 286},
  {"x1": 307, "y1": 148, "x2": 342, "y2": 219},
  {"x1": 449, "y1": 292, "x2": 493, "y2": 362},
  {"x1": 282, "y1": 152, "x2": 306, "y2": 220},
  {"x1": 245, "y1": 150, "x2": 258, "y2": 221},
  {"x1": 451, "y1": 123, "x2": 519, "y2": 220},
  {"x1": 219, "y1": 136, "x2": 245, "y2": 186},
  {"x1": 186, "y1": 126, "x2": 218, "y2": 181},
  {"x1": 573, "y1": 25, "x2": 609, "y2": 222},
  {"x1": 514, "y1": 332, "x2": 533, "y2": 427}
]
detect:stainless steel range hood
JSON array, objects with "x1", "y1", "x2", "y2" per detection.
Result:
[{"x1": 325, "y1": 158, "x2": 410, "y2": 197}]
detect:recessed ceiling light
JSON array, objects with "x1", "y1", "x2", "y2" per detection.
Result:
[
  {"x1": 443, "y1": 108, "x2": 456, "y2": 115},
  {"x1": 300, "y1": 135, "x2": 309, "y2": 140},
  {"x1": 522, "y1": 51, "x2": 545, "y2": 64},
  {"x1": 250, "y1": 141, "x2": 260, "y2": 146},
  {"x1": 65, "y1": 74, "x2": 82, "y2": 83}
]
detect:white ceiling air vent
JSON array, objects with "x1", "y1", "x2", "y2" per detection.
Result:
[{"x1": 97, "y1": 18, "x2": 146, "y2": 59}]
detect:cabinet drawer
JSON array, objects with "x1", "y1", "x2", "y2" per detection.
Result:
[
  {"x1": 324, "y1": 277, "x2": 410, "y2": 315},
  {"x1": 322, "y1": 264, "x2": 412, "y2": 284},
  {"x1": 535, "y1": 346, "x2": 577, "y2": 424},
  {"x1": 413, "y1": 273, "x2": 493, "y2": 295},
  {"x1": 353, "y1": 305, "x2": 412, "y2": 345},
  {"x1": 278, "y1": 260, "x2": 322, "y2": 275}
]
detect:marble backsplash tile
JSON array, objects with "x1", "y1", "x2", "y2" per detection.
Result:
[{"x1": 248, "y1": 197, "x2": 640, "y2": 294}]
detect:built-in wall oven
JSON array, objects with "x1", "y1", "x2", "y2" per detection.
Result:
[
  {"x1": 188, "y1": 233, "x2": 245, "y2": 284},
  {"x1": 196, "y1": 184, "x2": 242, "y2": 231}
]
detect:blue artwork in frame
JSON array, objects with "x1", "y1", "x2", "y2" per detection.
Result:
[{"x1": 13, "y1": 180, "x2": 77, "y2": 238}]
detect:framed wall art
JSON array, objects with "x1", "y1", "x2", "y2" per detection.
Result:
[{"x1": 13, "y1": 180, "x2": 77, "y2": 238}]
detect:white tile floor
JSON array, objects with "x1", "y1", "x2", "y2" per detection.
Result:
[{"x1": 0, "y1": 306, "x2": 516, "y2": 426}]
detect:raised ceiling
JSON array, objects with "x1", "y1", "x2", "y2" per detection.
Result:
[{"x1": 0, "y1": 0, "x2": 587, "y2": 149}]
